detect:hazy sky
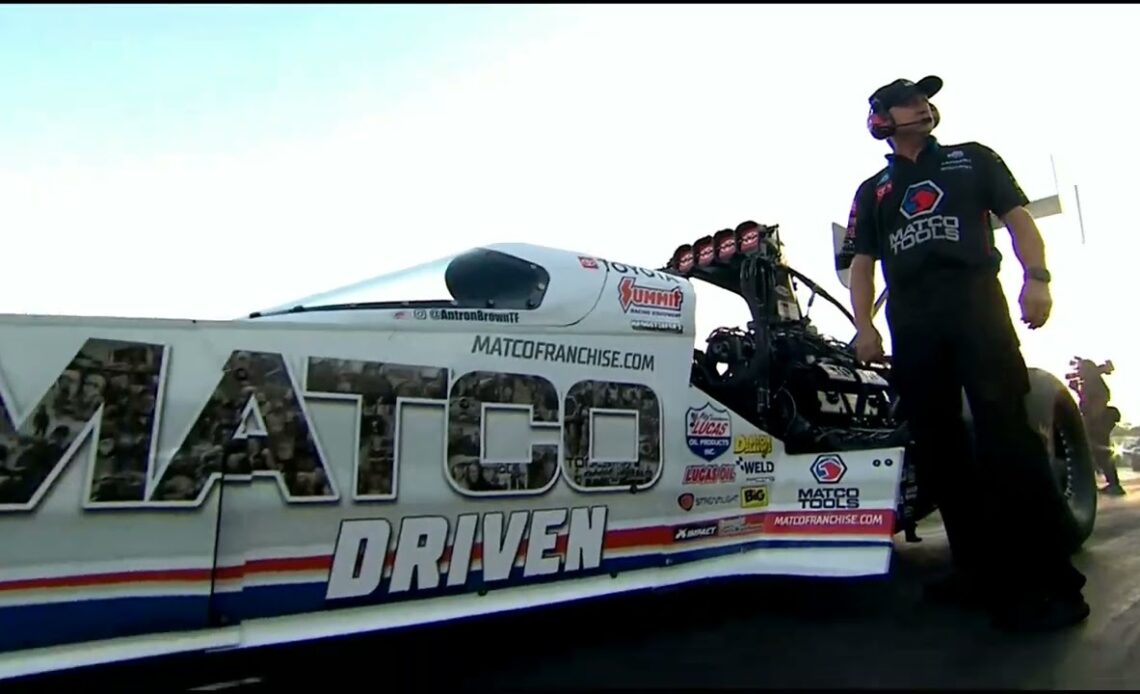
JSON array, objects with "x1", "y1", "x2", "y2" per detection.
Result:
[{"x1": 1, "y1": 3, "x2": 1137, "y2": 417}]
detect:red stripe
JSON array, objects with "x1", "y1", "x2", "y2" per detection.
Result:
[{"x1": 0, "y1": 514, "x2": 893, "y2": 593}]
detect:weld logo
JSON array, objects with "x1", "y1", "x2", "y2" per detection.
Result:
[
  {"x1": 677, "y1": 493, "x2": 695, "y2": 511},
  {"x1": 618, "y1": 276, "x2": 684, "y2": 314},
  {"x1": 810, "y1": 454, "x2": 847, "y2": 484}
]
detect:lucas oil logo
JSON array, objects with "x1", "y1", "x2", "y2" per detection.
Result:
[{"x1": 686, "y1": 403, "x2": 731, "y2": 461}]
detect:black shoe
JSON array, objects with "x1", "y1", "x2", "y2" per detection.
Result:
[
  {"x1": 922, "y1": 572, "x2": 985, "y2": 608},
  {"x1": 990, "y1": 593, "x2": 1090, "y2": 633}
]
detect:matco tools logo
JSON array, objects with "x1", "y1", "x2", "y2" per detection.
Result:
[
  {"x1": 890, "y1": 180, "x2": 959, "y2": 256},
  {"x1": 900, "y1": 180, "x2": 944, "y2": 220},
  {"x1": 810, "y1": 454, "x2": 847, "y2": 484}
]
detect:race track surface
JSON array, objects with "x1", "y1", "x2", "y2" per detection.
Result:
[{"x1": 11, "y1": 471, "x2": 1140, "y2": 691}]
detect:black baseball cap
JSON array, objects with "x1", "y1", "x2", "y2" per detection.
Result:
[{"x1": 869, "y1": 75, "x2": 943, "y2": 109}]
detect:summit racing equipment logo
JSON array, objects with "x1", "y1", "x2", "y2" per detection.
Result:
[
  {"x1": 899, "y1": 180, "x2": 944, "y2": 220},
  {"x1": 617, "y1": 276, "x2": 684, "y2": 315},
  {"x1": 685, "y1": 403, "x2": 732, "y2": 461}
]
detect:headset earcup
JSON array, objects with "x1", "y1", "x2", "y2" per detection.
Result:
[
  {"x1": 930, "y1": 102, "x2": 941, "y2": 129},
  {"x1": 867, "y1": 109, "x2": 894, "y2": 140}
]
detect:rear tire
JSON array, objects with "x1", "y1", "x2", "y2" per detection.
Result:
[{"x1": 1024, "y1": 368, "x2": 1098, "y2": 554}]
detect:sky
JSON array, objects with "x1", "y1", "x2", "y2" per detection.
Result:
[{"x1": 1, "y1": 3, "x2": 1137, "y2": 419}]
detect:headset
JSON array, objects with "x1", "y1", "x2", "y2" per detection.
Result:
[{"x1": 867, "y1": 98, "x2": 940, "y2": 140}]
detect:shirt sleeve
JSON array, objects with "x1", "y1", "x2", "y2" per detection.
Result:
[
  {"x1": 976, "y1": 144, "x2": 1030, "y2": 218},
  {"x1": 846, "y1": 180, "x2": 879, "y2": 259}
]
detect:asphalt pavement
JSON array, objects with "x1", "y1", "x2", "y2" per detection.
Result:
[{"x1": 10, "y1": 471, "x2": 1140, "y2": 691}]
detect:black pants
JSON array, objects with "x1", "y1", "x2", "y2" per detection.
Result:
[{"x1": 886, "y1": 273, "x2": 1085, "y2": 601}]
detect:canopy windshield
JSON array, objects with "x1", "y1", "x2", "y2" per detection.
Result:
[{"x1": 255, "y1": 248, "x2": 550, "y2": 316}]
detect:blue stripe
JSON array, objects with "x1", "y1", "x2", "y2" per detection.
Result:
[{"x1": 0, "y1": 537, "x2": 890, "y2": 654}]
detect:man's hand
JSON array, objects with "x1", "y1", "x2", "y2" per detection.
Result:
[
  {"x1": 854, "y1": 325, "x2": 885, "y2": 363},
  {"x1": 1019, "y1": 279, "x2": 1052, "y2": 329}
]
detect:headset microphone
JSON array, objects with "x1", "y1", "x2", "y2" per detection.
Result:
[{"x1": 867, "y1": 102, "x2": 940, "y2": 140}]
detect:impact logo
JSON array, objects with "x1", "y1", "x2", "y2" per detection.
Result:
[
  {"x1": 810, "y1": 454, "x2": 847, "y2": 485},
  {"x1": 899, "y1": 180, "x2": 944, "y2": 220},
  {"x1": 617, "y1": 276, "x2": 684, "y2": 314},
  {"x1": 686, "y1": 403, "x2": 732, "y2": 461}
]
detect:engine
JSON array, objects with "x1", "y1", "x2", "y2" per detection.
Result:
[{"x1": 699, "y1": 320, "x2": 905, "y2": 454}]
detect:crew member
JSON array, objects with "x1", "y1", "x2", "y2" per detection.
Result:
[{"x1": 843, "y1": 76, "x2": 1089, "y2": 631}]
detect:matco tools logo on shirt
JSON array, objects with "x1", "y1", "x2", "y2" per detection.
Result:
[{"x1": 890, "y1": 180, "x2": 960, "y2": 255}]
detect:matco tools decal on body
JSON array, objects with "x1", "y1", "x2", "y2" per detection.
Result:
[
  {"x1": 685, "y1": 403, "x2": 731, "y2": 461},
  {"x1": 798, "y1": 454, "x2": 859, "y2": 510}
]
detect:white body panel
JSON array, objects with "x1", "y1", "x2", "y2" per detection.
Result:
[{"x1": 0, "y1": 244, "x2": 904, "y2": 680}]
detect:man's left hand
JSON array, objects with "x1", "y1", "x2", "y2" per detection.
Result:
[{"x1": 1019, "y1": 279, "x2": 1052, "y2": 329}]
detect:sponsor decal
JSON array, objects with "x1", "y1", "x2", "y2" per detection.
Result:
[
  {"x1": 600, "y1": 260, "x2": 680, "y2": 284},
  {"x1": 767, "y1": 510, "x2": 888, "y2": 533},
  {"x1": 947, "y1": 150, "x2": 965, "y2": 159},
  {"x1": 686, "y1": 403, "x2": 732, "y2": 461},
  {"x1": 810, "y1": 454, "x2": 847, "y2": 484},
  {"x1": 617, "y1": 276, "x2": 684, "y2": 316},
  {"x1": 889, "y1": 214, "x2": 960, "y2": 255},
  {"x1": 717, "y1": 516, "x2": 749, "y2": 537},
  {"x1": 470, "y1": 335, "x2": 655, "y2": 372},
  {"x1": 682, "y1": 463, "x2": 736, "y2": 485},
  {"x1": 845, "y1": 198, "x2": 859, "y2": 240},
  {"x1": 677, "y1": 492, "x2": 739, "y2": 511},
  {"x1": 0, "y1": 339, "x2": 663, "y2": 511},
  {"x1": 428, "y1": 308, "x2": 520, "y2": 324},
  {"x1": 797, "y1": 486, "x2": 860, "y2": 510},
  {"x1": 673, "y1": 523, "x2": 719, "y2": 542},
  {"x1": 734, "y1": 434, "x2": 772, "y2": 456},
  {"x1": 740, "y1": 485, "x2": 769, "y2": 509},
  {"x1": 899, "y1": 180, "x2": 944, "y2": 220},
  {"x1": 579, "y1": 256, "x2": 599, "y2": 269},
  {"x1": 326, "y1": 506, "x2": 608, "y2": 599},
  {"x1": 875, "y1": 181, "x2": 893, "y2": 203},
  {"x1": 631, "y1": 319, "x2": 684, "y2": 334},
  {"x1": 801, "y1": 454, "x2": 859, "y2": 510},
  {"x1": 734, "y1": 456, "x2": 775, "y2": 481},
  {"x1": 817, "y1": 364, "x2": 857, "y2": 382}
]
